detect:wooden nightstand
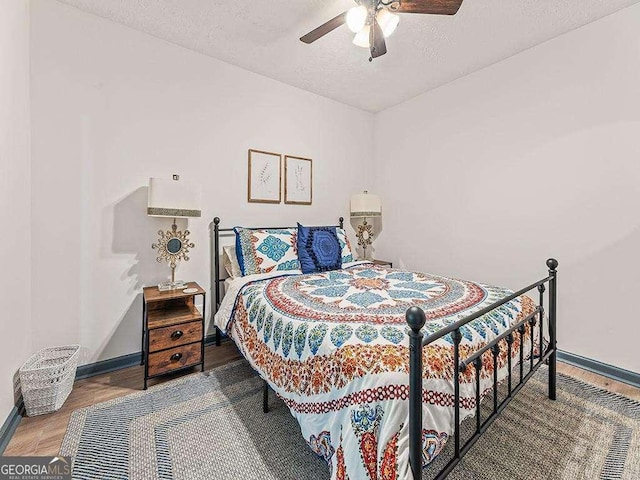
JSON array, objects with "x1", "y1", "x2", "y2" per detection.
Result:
[
  {"x1": 141, "y1": 282, "x2": 206, "y2": 389},
  {"x1": 372, "y1": 259, "x2": 393, "y2": 268}
]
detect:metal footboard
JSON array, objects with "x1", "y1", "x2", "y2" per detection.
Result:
[{"x1": 406, "y1": 258, "x2": 558, "y2": 479}]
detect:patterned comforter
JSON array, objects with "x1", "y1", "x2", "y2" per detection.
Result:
[{"x1": 214, "y1": 263, "x2": 537, "y2": 480}]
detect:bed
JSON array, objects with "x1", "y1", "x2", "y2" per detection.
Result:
[{"x1": 211, "y1": 217, "x2": 558, "y2": 480}]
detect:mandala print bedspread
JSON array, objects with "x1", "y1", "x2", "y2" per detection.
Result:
[{"x1": 215, "y1": 264, "x2": 537, "y2": 480}]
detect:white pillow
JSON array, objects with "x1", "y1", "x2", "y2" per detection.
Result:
[{"x1": 222, "y1": 245, "x2": 242, "y2": 278}]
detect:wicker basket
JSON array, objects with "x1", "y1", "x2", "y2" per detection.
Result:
[{"x1": 19, "y1": 345, "x2": 80, "y2": 416}]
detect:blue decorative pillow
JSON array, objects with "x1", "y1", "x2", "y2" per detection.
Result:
[{"x1": 297, "y1": 224, "x2": 342, "y2": 274}]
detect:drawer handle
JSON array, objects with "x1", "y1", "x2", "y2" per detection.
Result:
[
  {"x1": 170, "y1": 353, "x2": 183, "y2": 362},
  {"x1": 171, "y1": 330, "x2": 184, "y2": 340}
]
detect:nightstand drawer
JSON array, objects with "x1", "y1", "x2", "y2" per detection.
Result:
[
  {"x1": 149, "y1": 321, "x2": 203, "y2": 352},
  {"x1": 148, "y1": 343, "x2": 202, "y2": 377}
]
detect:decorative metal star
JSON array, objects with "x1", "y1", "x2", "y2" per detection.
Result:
[
  {"x1": 152, "y1": 223, "x2": 194, "y2": 269},
  {"x1": 356, "y1": 221, "x2": 374, "y2": 249}
]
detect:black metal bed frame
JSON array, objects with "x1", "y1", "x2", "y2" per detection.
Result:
[
  {"x1": 406, "y1": 258, "x2": 557, "y2": 479},
  {"x1": 210, "y1": 216, "x2": 557, "y2": 479}
]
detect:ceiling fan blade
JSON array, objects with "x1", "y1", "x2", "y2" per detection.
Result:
[
  {"x1": 300, "y1": 12, "x2": 348, "y2": 44},
  {"x1": 369, "y1": 19, "x2": 387, "y2": 59},
  {"x1": 392, "y1": 0, "x2": 464, "y2": 15}
]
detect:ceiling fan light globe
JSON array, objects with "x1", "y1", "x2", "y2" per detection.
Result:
[
  {"x1": 346, "y1": 5, "x2": 368, "y2": 33},
  {"x1": 376, "y1": 8, "x2": 400, "y2": 37},
  {"x1": 353, "y1": 26, "x2": 371, "y2": 48}
]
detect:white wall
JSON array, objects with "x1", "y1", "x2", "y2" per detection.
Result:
[
  {"x1": 27, "y1": 0, "x2": 640, "y2": 376},
  {"x1": 373, "y1": 4, "x2": 640, "y2": 373},
  {"x1": 0, "y1": 0, "x2": 32, "y2": 416},
  {"x1": 30, "y1": 0, "x2": 374, "y2": 364}
]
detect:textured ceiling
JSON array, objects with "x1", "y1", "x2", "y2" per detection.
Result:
[{"x1": 56, "y1": 0, "x2": 639, "y2": 112}]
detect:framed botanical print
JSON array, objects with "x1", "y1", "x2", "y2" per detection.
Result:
[
  {"x1": 248, "y1": 149, "x2": 282, "y2": 204},
  {"x1": 284, "y1": 155, "x2": 312, "y2": 205}
]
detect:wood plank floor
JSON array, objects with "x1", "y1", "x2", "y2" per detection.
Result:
[
  {"x1": 557, "y1": 362, "x2": 640, "y2": 401},
  {"x1": 4, "y1": 342, "x2": 639, "y2": 456}
]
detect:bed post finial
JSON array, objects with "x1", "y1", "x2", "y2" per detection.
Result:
[
  {"x1": 406, "y1": 306, "x2": 426, "y2": 480},
  {"x1": 339, "y1": 216, "x2": 344, "y2": 229},
  {"x1": 547, "y1": 257, "x2": 558, "y2": 401},
  {"x1": 406, "y1": 306, "x2": 426, "y2": 332},
  {"x1": 214, "y1": 217, "x2": 220, "y2": 226}
]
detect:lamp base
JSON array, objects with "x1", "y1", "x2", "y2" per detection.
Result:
[
  {"x1": 356, "y1": 218, "x2": 374, "y2": 261},
  {"x1": 157, "y1": 280, "x2": 188, "y2": 292}
]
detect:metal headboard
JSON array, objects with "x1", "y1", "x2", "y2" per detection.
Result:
[{"x1": 210, "y1": 216, "x2": 345, "y2": 317}]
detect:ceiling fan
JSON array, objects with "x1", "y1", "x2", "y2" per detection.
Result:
[{"x1": 300, "y1": 0, "x2": 464, "y2": 61}]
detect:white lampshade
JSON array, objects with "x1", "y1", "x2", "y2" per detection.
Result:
[
  {"x1": 376, "y1": 9, "x2": 399, "y2": 37},
  {"x1": 346, "y1": 5, "x2": 368, "y2": 33},
  {"x1": 350, "y1": 191, "x2": 382, "y2": 218},
  {"x1": 148, "y1": 177, "x2": 202, "y2": 218},
  {"x1": 353, "y1": 26, "x2": 371, "y2": 48}
]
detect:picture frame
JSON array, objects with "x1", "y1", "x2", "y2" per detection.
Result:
[
  {"x1": 284, "y1": 155, "x2": 313, "y2": 205},
  {"x1": 248, "y1": 149, "x2": 282, "y2": 204}
]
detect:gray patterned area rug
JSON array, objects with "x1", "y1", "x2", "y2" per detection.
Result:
[{"x1": 61, "y1": 360, "x2": 640, "y2": 480}]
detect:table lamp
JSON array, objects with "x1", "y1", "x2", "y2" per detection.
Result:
[
  {"x1": 350, "y1": 190, "x2": 381, "y2": 260},
  {"x1": 148, "y1": 175, "x2": 202, "y2": 291}
]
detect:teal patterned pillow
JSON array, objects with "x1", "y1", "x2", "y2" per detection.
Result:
[
  {"x1": 234, "y1": 227, "x2": 300, "y2": 276},
  {"x1": 336, "y1": 228, "x2": 355, "y2": 263}
]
